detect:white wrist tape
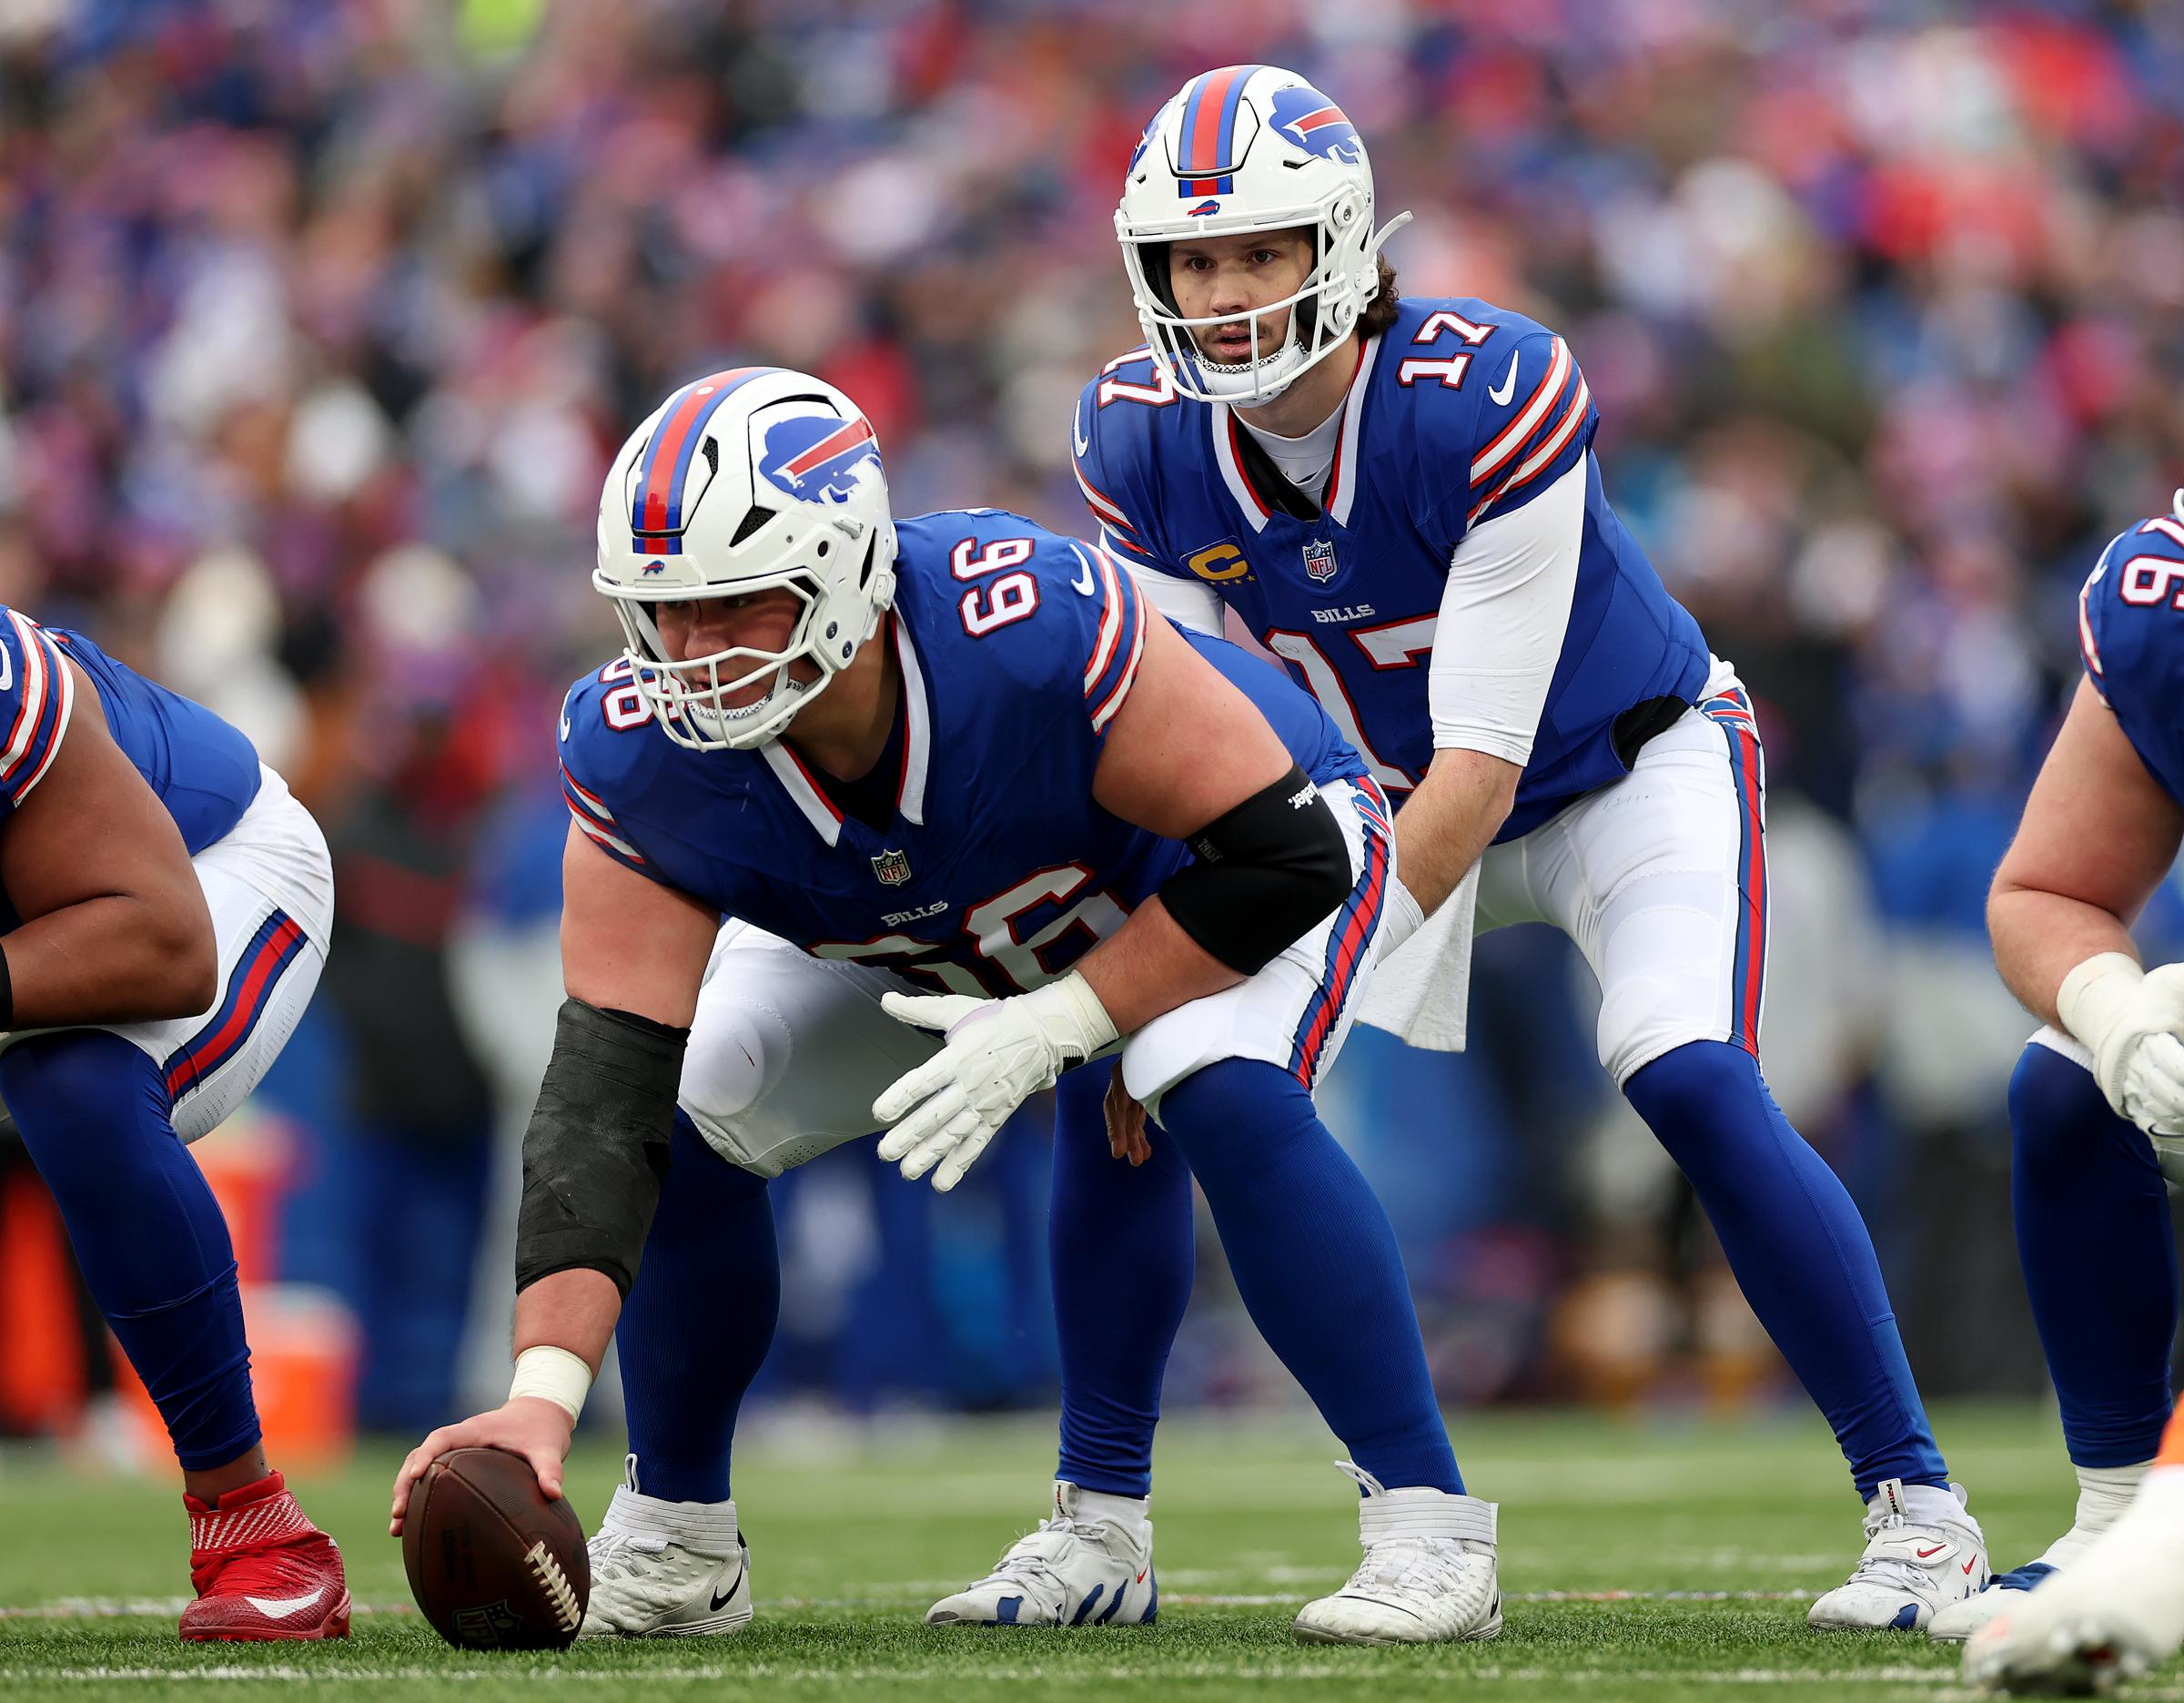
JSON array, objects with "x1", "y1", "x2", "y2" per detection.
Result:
[
  {"x1": 2058, "y1": 952, "x2": 2144, "y2": 1055},
  {"x1": 509, "y1": 1345, "x2": 592, "y2": 1424}
]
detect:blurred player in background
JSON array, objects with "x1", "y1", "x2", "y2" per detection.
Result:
[
  {"x1": 0, "y1": 611, "x2": 342, "y2": 1640},
  {"x1": 992, "y1": 63, "x2": 1987, "y2": 1635},
  {"x1": 391, "y1": 366, "x2": 1507, "y2": 1647},
  {"x1": 1956, "y1": 497, "x2": 2184, "y2": 1691}
]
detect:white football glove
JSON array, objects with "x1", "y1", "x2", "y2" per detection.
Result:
[
  {"x1": 2058, "y1": 953, "x2": 2184, "y2": 1137},
  {"x1": 873, "y1": 972, "x2": 1118, "y2": 1192}
]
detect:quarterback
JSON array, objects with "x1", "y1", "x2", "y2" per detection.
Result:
[
  {"x1": 1959, "y1": 499, "x2": 2184, "y2": 1691},
  {"x1": 390, "y1": 367, "x2": 1503, "y2": 1646},
  {"x1": 0, "y1": 611, "x2": 342, "y2": 1638},
  {"x1": 958, "y1": 62, "x2": 1989, "y2": 1634}
]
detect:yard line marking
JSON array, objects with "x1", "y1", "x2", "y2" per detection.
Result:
[
  {"x1": 0, "y1": 1587, "x2": 1831, "y2": 1620},
  {"x1": 1, "y1": 1662, "x2": 2143, "y2": 1689}
]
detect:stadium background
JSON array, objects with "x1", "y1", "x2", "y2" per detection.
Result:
[{"x1": 1, "y1": 0, "x2": 2181, "y2": 1469}]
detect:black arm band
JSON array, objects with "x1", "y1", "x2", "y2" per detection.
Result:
[
  {"x1": 515, "y1": 998, "x2": 689, "y2": 1301},
  {"x1": 1158, "y1": 765, "x2": 1354, "y2": 977}
]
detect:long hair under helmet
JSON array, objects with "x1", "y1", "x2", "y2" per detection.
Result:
[
  {"x1": 1116, "y1": 65, "x2": 1411, "y2": 406},
  {"x1": 593, "y1": 366, "x2": 898, "y2": 752}
]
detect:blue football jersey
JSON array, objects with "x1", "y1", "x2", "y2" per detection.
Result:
[
  {"x1": 557, "y1": 510, "x2": 1366, "y2": 998},
  {"x1": 2078, "y1": 509, "x2": 2184, "y2": 805},
  {"x1": 1075, "y1": 296, "x2": 1711, "y2": 840},
  {"x1": 0, "y1": 610, "x2": 261, "y2": 853}
]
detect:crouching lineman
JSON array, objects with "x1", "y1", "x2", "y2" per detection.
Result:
[
  {"x1": 988, "y1": 62, "x2": 1988, "y2": 1634},
  {"x1": 389, "y1": 367, "x2": 1504, "y2": 1646},
  {"x1": 0, "y1": 611, "x2": 342, "y2": 1638},
  {"x1": 1955, "y1": 498, "x2": 2184, "y2": 1692}
]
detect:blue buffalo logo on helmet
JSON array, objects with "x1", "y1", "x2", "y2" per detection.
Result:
[
  {"x1": 757, "y1": 415, "x2": 882, "y2": 504},
  {"x1": 1269, "y1": 86, "x2": 1363, "y2": 166}
]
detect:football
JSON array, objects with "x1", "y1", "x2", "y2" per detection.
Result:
[{"x1": 401, "y1": 1447, "x2": 590, "y2": 1650}]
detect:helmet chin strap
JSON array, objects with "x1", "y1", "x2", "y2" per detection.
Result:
[{"x1": 1189, "y1": 327, "x2": 1309, "y2": 404}]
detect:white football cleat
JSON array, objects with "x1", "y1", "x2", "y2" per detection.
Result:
[
  {"x1": 578, "y1": 1456, "x2": 752, "y2": 1638},
  {"x1": 1931, "y1": 1461, "x2": 2148, "y2": 1645},
  {"x1": 926, "y1": 1482, "x2": 1155, "y2": 1627},
  {"x1": 1291, "y1": 1462, "x2": 1502, "y2": 1647},
  {"x1": 1808, "y1": 1477, "x2": 1988, "y2": 1632},
  {"x1": 1963, "y1": 1466, "x2": 2184, "y2": 1695}
]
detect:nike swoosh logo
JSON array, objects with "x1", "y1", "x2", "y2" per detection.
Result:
[
  {"x1": 244, "y1": 1588, "x2": 324, "y2": 1617},
  {"x1": 1074, "y1": 400, "x2": 1091, "y2": 459},
  {"x1": 1916, "y1": 1545, "x2": 1946, "y2": 1560},
  {"x1": 1069, "y1": 544, "x2": 1097, "y2": 596},
  {"x1": 710, "y1": 1557, "x2": 747, "y2": 1614},
  {"x1": 560, "y1": 713, "x2": 572, "y2": 741},
  {"x1": 1962, "y1": 1558, "x2": 1977, "y2": 1576},
  {"x1": 1489, "y1": 351, "x2": 1520, "y2": 407}
]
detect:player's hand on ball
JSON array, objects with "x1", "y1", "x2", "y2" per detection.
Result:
[
  {"x1": 875, "y1": 973, "x2": 1117, "y2": 1192},
  {"x1": 389, "y1": 1397, "x2": 575, "y2": 1536},
  {"x1": 1105, "y1": 1061, "x2": 1151, "y2": 1166}
]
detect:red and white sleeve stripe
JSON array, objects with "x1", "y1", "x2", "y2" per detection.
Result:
[
  {"x1": 1467, "y1": 337, "x2": 1593, "y2": 526},
  {"x1": 0, "y1": 611, "x2": 76, "y2": 811},
  {"x1": 1082, "y1": 545, "x2": 1148, "y2": 735},
  {"x1": 561, "y1": 762, "x2": 647, "y2": 867}
]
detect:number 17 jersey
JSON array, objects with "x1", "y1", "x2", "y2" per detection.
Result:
[{"x1": 1076, "y1": 295, "x2": 1710, "y2": 841}]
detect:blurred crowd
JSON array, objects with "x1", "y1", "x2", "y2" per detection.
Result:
[{"x1": 4, "y1": 0, "x2": 2183, "y2": 1444}]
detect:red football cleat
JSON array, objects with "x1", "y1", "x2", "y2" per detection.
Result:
[{"x1": 180, "y1": 1470, "x2": 351, "y2": 1642}]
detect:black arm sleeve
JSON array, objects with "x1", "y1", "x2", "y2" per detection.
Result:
[
  {"x1": 514, "y1": 998, "x2": 689, "y2": 1300},
  {"x1": 1156, "y1": 765, "x2": 1354, "y2": 976}
]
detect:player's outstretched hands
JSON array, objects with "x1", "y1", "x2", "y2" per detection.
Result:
[
  {"x1": 875, "y1": 973, "x2": 1117, "y2": 1191},
  {"x1": 389, "y1": 1397, "x2": 575, "y2": 1536}
]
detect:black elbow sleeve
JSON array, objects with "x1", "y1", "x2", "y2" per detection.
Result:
[
  {"x1": 515, "y1": 998, "x2": 689, "y2": 1301},
  {"x1": 1157, "y1": 765, "x2": 1354, "y2": 976}
]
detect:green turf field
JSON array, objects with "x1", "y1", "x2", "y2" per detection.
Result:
[{"x1": 2, "y1": 1401, "x2": 2174, "y2": 1701}]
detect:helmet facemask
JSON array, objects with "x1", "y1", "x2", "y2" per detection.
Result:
[
  {"x1": 593, "y1": 370, "x2": 898, "y2": 755},
  {"x1": 1114, "y1": 68, "x2": 1411, "y2": 408}
]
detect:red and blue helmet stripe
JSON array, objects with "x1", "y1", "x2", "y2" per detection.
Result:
[
  {"x1": 1176, "y1": 63, "x2": 1263, "y2": 198},
  {"x1": 630, "y1": 366, "x2": 773, "y2": 553}
]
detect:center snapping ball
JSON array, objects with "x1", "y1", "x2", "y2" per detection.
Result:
[{"x1": 402, "y1": 1446, "x2": 590, "y2": 1650}]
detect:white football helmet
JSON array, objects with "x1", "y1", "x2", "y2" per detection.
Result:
[
  {"x1": 1116, "y1": 65, "x2": 1410, "y2": 405},
  {"x1": 593, "y1": 367, "x2": 897, "y2": 752}
]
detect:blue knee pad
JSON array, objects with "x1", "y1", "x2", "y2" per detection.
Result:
[
  {"x1": 618, "y1": 1111, "x2": 776, "y2": 1503},
  {"x1": 1625, "y1": 1039, "x2": 1946, "y2": 1498},
  {"x1": 1, "y1": 1029, "x2": 258, "y2": 1471},
  {"x1": 2010, "y1": 1039, "x2": 2176, "y2": 1466}
]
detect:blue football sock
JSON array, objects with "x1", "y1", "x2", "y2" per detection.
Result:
[
  {"x1": 617, "y1": 1111, "x2": 777, "y2": 1504},
  {"x1": 1624, "y1": 1039, "x2": 1946, "y2": 1499},
  {"x1": 1049, "y1": 1063, "x2": 1195, "y2": 1497},
  {"x1": 2010, "y1": 1040, "x2": 2177, "y2": 1467},
  {"x1": 1155, "y1": 1058, "x2": 1461, "y2": 1495},
  {"x1": 1, "y1": 1029, "x2": 258, "y2": 1472}
]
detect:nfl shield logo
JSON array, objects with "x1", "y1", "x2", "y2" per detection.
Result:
[
  {"x1": 1302, "y1": 539, "x2": 1338, "y2": 583},
  {"x1": 871, "y1": 848, "x2": 913, "y2": 887}
]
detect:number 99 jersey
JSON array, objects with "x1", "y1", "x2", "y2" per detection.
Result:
[
  {"x1": 2078, "y1": 499, "x2": 2184, "y2": 806},
  {"x1": 555, "y1": 509, "x2": 1367, "y2": 1001}
]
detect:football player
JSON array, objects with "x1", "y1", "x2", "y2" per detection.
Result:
[
  {"x1": 980, "y1": 63, "x2": 1987, "y2": 1633},
  {"x1": 1952, "y1": 498, "x2": 2184, "y2": 1688},
  {"x1": 0, "y1": 610, "x2": 342, "y2": 1638},
  {"x1": 389, "y1": 367, "x2": 1504, "y2": 1645}
]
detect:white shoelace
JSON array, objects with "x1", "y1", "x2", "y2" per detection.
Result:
[
  {"x1": 972, "y1": 1517, "x2": 1112, "y2": 1597},
  {"x1": 1341, "y1": 1536, "x2": 1477, "y2": 1599},
  {"x1": 589, "y1": 1531, "x2": 675, "y2": 1585}
]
